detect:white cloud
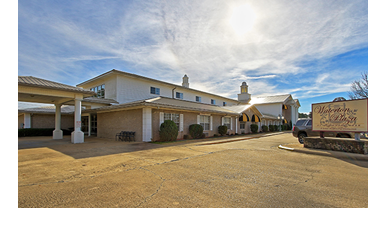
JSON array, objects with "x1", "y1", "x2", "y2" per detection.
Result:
[{"x1": 18, "y1": 0, "x2": 368, "y2": 104}]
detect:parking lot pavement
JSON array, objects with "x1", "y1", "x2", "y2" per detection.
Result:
[{"x1": 18, "y1": 133, "x2": 368, "y2": 208}]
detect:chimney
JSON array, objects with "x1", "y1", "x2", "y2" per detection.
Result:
[
  {"x1": 238, "y1": 82, "x2": 251, "y2": 103},
  {"x1": 182, "y1": 74, "x2": 189, "y2": 88}
]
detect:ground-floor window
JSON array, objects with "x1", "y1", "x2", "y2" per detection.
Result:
[
  {"x1": 199, "y1": 115, "x2": 210, "y2": 131},
  {"x1": 240, "y1": 122, "x2": 245, "y2": 129},
  {"x1": 91, "y1": 114, "x2": 97, "y2": 134},
  {"x1": 164, "y1": 113, "x2": 180, "y2": 129},
  {"x1": 223, "y1": 117, "x2": 231, "y2": 129}
]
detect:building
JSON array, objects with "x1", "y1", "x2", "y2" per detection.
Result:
[{"x1": 18, "y1": 69, "x2": 300, "y2": 143}]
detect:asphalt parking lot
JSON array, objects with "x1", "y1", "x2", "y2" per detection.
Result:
[{"x1": 18, "y1": 132, "x2": 368, "y2": 208}]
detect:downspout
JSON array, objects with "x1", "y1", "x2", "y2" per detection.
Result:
[{"x1": 172, "y1": 86, "x2": 177, "y2": 99}]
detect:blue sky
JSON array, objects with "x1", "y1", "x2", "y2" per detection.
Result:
[{"x1": 18, "y1": 0, "x2": 368, "y2": 113}]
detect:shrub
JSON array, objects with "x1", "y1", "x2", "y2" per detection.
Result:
[
  {"x1": 159, "y1": 120, "x2": 178, "y2": 142},
  {"x1": 183, "y1": 134, "x2": 190, "y2": 140},
  {"x1": 218, "y1": 125, "x2": 227, "y2": 136},
  {"x1": 201, "y1": 133, "x2": 206, "y2": 138},
  {"x1": 269, "y1": 125, "x2": 275, "y2": 132},
  {"x1": 18, "y1": 128, "x2": 72, "y2": 137},
  {"x1": 189, "y1": 124, "x2": 204, "y2": 139},
  {"x1": 214, "y1": 134, "x2": 219, "y2": 137},
  {"x1": 280, "y1": 125, "x2": 285, "y2": 131},
  {"x1": 274, "y1": 125, "x2": 279, "y2": 131},
  {"x1": 261, "y1": 125, "x2": 268, "y2": 132},
  {"x1": 250, "y1": 124, "x2": 258, "y2": 133}
]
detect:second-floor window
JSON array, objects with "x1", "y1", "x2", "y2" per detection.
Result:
[
  {"x1": 223, "y1": 102, "x2": 227, "y2": 106},
  {"x1": 90, "y1": 84, "x2": 105, "y2": 98},
  {"x1": 211, "y1": 99, "x2": 216, "y2": 105},
  {"x1": 196, "y1": 96, "x2": 201, "y2": 102},
  {"x1": 176, "y1": 92, "x2": 183, "y2": 99},
  {"x1": 150, "y1": 87, "x2": 160, "y2": 95}
]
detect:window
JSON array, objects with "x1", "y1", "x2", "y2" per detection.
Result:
[
  {"x1": 211, "y1": 99, "x2": 216, "y2": 105},
  {"x1": 240, "y1": 123, "x2": 245, "y2": 129},
  {"x1": 307, "y1": 120, "x2": 312, "y2": 126},
  {"x1": 164, "y1": 113, "x2": 180, "y2": 129},
  {"x1": 90, "y1": 84, "x2": 105, "y2": 98},
  {"x1": 150, "y1": 87, "x2": 160, "y2": 95},
  {"x1": 223, "y1": 117, "x2": 231, "y2": 129},
  {"x1": 296, "y1": 120, "x2": 307, "y2": 126},
  {"x1": 196, "y1": 96, "x2": 201, "y2": 102},
  {"x1": 199, "y1": 115, "x2": 210, "y2": 131},
  {"x1": 176, "y1": 92, "x2": 183, "y2": 99},
  {"x1": 223, "y1": 102, "x2": 227, "y2": 106}
]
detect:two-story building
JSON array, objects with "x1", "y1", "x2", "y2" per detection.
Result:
[{"x1": 18, "y1": 69, "x2": 300, "y2": 142}]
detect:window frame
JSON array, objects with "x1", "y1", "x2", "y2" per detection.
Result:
[
  {"x1": 196, "y1": 96, "x2": 201, "y2": 102},
  {"x1": 223, "y1": 117, "x2": 231, "y2": 129},
  {"x1": 150, "y1": 87, "x2": 160, "y2": 95},
  {"x1": 164, "y1": 113, "x2": 180, "y2": 130},
  {"x1": 176, "y1": 92, "x2": 183, "y2": 99},
  {"x1": 90, "y1": 84, "x2": 105, "y2": 98},
  {"x1": 211, "y1": 99, "x2": 216, "y2": 105},
  {"x1": 199, "y1": 115, "x2": 211, "y2": 131}
]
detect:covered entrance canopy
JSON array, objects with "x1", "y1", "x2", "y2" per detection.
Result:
[{"x1": 18, "y1": 76, "x2": 96, "y2": 143}]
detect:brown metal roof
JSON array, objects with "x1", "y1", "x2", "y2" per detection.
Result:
[{"x1": 19, "y1": 76, "x2": 95, "y2": 95}]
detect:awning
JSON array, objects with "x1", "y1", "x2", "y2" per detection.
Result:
[
  {"x1": 283, "y1": 104, "x2": 288, "y2": 110},
  {"x1": 239, "y1": 113, "x2": 250, "y2": 122},
  {"x1": 284, "y1": 119, "x2": 288, "y2": 124},
  {"x1": 251, "y1": 114, "x2": 261, "y2": 122}
]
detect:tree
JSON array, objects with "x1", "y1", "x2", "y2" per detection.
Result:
[
  {"x1": 333, "y1": 97, "x2": 346, "y2": 102},
  {"x1": 349, "y1": 72, "x2": 368, "y2": 99}
]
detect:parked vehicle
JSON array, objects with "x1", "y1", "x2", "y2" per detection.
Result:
[{"x1": 292, "y1": 118, "x2": 354, "y2": 144}]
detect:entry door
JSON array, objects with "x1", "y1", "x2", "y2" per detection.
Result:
[{"x1": 81, "y1": 116, "x2": 89, "y2": 134}]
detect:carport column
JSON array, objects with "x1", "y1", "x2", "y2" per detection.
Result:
[
  {"x1": 235, "y1": 117, "x2": 238, "y2": 134},
  {"x1": 24, "y1": 113, "x2": 31, "y2": 128},
  {"x1": 142, "y1": 107, "x2": 152, "y2": 142},
  {"x1": 53, "y1": 104, "x2": 63, "y2": 139},
  {"x1": 71, "y1": 95, "x2": 84, "y2": 144}
]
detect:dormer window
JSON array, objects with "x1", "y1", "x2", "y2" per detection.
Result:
[{"x1": 90, "y1": 84, "x2": 105, "y2": 98}]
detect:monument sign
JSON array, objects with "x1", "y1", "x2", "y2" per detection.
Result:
[{"x1": 312, "y1": 98, "x2": 368, "y2": 132}]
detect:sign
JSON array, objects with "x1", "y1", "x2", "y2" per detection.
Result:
[
  {"x1": 76, "y1": 121, "x2": 81, "y2": 128},
  {"x1": 312, "y1": 99, "x2": 368, "y2": 132}
]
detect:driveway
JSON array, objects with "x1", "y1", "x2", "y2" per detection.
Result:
[{"x1": 18, "y1": 133, "x2": 368, "y2": 208}]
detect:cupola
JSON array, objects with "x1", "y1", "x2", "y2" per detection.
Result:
[
  {"x1": 182, "y1": 74, "x2": 189, "y2": 88},
  {"x1": 238, "y1": 81, "x2": 251, "y2": 103}
]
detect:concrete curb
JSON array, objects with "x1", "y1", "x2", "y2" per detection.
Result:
[
  {"x1": 198, "y1": 132, "x2": 287, "y2": 145},
  {"x1": 278, "y1": 145, "x2": 368, "y2": 161}
]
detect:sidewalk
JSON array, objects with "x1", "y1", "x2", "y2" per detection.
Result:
[{"x1": 278, "y1": 143, "x2": 368, "y2": 161}]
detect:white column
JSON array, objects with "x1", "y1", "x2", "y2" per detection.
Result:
[
  {"x1": 24, "y1": 113, "x2": 31, "y2": 128},
  {"x1": 71, "y1": 95, "x2": 84, "y2": 143},
  {"x1": 235, "y1": 117, "x2": 238, "y2": 134},
  {"x1": 88, "y1": 113, "x2": 91, "y2": 136},
  {"x1": 142, "y1": 107, "x2": 152, "y2": 142},
  {"x1": 53, "y1": 104, "x2": 63, "y2": 139}
]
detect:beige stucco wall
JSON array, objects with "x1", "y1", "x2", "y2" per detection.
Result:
[{"x1": 97, "y1": 109, "x2": 143, "y2": 141}]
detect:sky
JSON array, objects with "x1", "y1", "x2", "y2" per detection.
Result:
[{"x1": 17, "y1": 0, "x2": 368, "y2": 113}]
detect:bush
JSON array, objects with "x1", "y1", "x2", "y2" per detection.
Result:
[
  {"x1": 274, "y1": 125, "x2": 279, "y2": 131},
  {"x1": 189, "y1": 124, "x2": 204, "y2": 139},
  {"x1": 261, "y1": 125, "x2": 268, "y2": 132},
  {"x1": 183, "y1": 134, "x2": 190, "y2": 140},
  {"x1": 269, "y1": 125, "x2": 275, "y2": 132},
  {"x1": 18, "y1": 128, "x2": 72, "y2": 137},
  {"x1": 250, "y1": 124, "x2": 258, "y2": 133},
  {"x1": 214, "y1": 134, "x2": 219, "y2": 137},
  {"x1": 159, "y1": 120, "x2": 178, "y2": 142},
  {"x1": 218, "y1": 125, "x2": 227, "y2": 136},
  {"x1": 280, "y1": 125, "x2": 285, "y2": 131},
  {"x1": 201, "y1": 133, "x2": 206, "y2": 138}
]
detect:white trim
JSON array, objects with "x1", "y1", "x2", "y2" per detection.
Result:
[
  {"x1": 230, "y1": 117, "x2": 233, "y2": 130},
  {"x1": 197, "y1": 115, "x2": 200, "y2": 124},
  {"x1": 235, "y1": 117, "x2": 238, "y2": 134},
  {"x1": 142, "y1": 107, "x2": 152, "y2": 142},
  {"x1": 180, "y1": 114, "x2": 184, "y2": 132},
  {"x1": 159, "y1": 112, "x2": 164, "y2": 127},
  {"x1": 210, "y1": 116, "x2": 213, "y2": 131}
]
